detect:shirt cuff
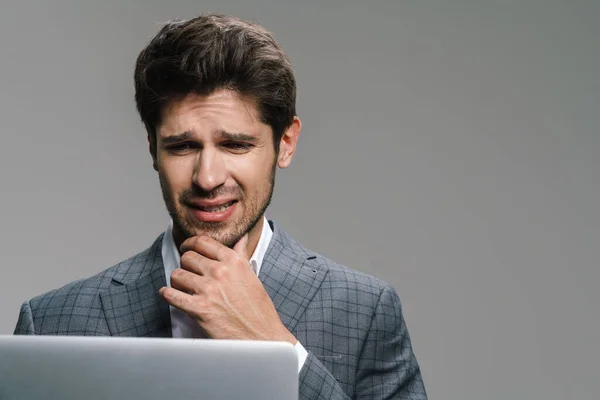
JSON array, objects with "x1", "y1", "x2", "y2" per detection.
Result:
[{"x1": 294, "y1": 341, "x2": 308, "y2": 373}]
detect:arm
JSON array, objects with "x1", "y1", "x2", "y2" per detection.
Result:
[
  {"x1": 354, "y1": 286, "x2": 427, "y2": 399},
  {"x1": 298, "y1": 286, "x2": 427, "y2": 400},
  {"x1": 13, "y1": 300, "x2": 35, "y2": 335}
]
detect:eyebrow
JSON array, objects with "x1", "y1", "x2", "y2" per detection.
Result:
[
  {"x1": 215, "y1": 130, "x2": 258, "y2": 143},
  {"x1": 160, "y1": 131, "x2": 195, "y2": 145},
  {"x1": 160, "y1": 130, "x2": 259, "y2": 145}
]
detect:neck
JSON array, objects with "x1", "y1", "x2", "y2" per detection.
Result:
[{"x1": 243, "y1": 217, "x2": 265, "y2": 260}]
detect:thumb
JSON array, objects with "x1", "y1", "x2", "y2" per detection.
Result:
[{"x1": 232, "y1": 233, "x2": 249, "y2": 260}]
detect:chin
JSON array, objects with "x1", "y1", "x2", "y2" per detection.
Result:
[{"x1": 186, "y1": 222, "x2": 241, "y2": 246}]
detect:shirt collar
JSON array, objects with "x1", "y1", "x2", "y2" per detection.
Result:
[{"x1": 161, "y1": 217, "x2": 273, "y2": 286}]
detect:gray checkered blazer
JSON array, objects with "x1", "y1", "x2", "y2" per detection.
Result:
[{"x1": 14, "y1": 221, "x2": 427, "y2": 399}]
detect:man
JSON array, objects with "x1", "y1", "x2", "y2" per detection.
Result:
[{"x1": 14, "y1": 13, "x2": 427, "y2": 399}]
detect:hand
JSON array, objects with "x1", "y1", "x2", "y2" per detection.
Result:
[{"x1": 159, "y1": 234, "x2": 297, "y2": 345}]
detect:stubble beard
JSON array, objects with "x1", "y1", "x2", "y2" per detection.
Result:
[{"x1": 159, "y1": 161, "x2": 277, "y2": 249}]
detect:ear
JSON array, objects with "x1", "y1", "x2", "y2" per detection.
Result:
[
  {"x1": 277, "y1": 116, "x2": 301, "y2": 169},
  {"x1": 148, "y1": 134, "x2": 158, "y2": 172}
]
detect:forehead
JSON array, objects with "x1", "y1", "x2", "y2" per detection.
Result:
[{"x1": 158, "y1": 89, "x2": 265, "y2": 136}]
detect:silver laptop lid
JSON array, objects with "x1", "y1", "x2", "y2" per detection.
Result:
[{"x1": 0, "y1": 335, "x2": 298, "y2": 400}]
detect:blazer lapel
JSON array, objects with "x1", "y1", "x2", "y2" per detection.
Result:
[
  {"x1": 99, "y1": 223, "x2": 326, "y2": 338},
  {"x1": 100, "y1": 234, "x2": 172, "y2": 337},
  {"x1": 260, "y1": 221, "x2": 328, "y2": 334}
]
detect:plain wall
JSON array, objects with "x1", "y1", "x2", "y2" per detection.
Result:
[{"x1": 0, "y1": 0, "x2": 598, "y2": 399}]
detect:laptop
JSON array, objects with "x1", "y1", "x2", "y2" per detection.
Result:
[{"x1": 0, "y1": 335, "x2": 298, "y2": 400}]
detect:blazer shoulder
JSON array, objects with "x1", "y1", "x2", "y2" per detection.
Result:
[
  {"x1": 275, "y1": 224, "x2": 394, "y2": 298},
  {"x1": 27, "y1": 234, "x2": 164, "y2": 314},
  {"x1": 314, "y1": 252, "x2": 394, "y2": 300}
]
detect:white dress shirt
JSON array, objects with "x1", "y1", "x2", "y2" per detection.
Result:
[{"x1": 161, "y1": 216, "x2": 308, "y2": 373}]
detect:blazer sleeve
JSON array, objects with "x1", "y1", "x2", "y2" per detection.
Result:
[
  {"x1": 299, "y1": 351, "x2": 351, "y2": 399},
  {"x1": 13, "y1": 300, "x2": 36, "y2": 335},
  {"x1": 298, "y1": 285, "x2": 427, "y2": 400}
]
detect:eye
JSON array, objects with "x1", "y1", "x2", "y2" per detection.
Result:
[
  {"x1": 165, "y1": 142, "x2": 197, "y2": 153},
  {"x1": 223, "y1": 142, "x2": 253, "y2": 152}
]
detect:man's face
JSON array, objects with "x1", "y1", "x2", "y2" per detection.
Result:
[{"x1": 151, "y1": 89, "x2": 297, "y2": 248}]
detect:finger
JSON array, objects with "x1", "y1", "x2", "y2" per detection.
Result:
[
  {"x1": 232, "y1": 233, "x2": 249, "y2": 260},
  {"x1": 159, "y1": 287, "x2": 199, "y2": 317},
  {"x1": 180, "y1": 235, "x2": 231, "y2": 262},
  {"x1": 169, "y1": 268, "x2": 207, "y2": 295},
  {"x1": 180, "y1": 250, "x2": 217, "y2": 276}
]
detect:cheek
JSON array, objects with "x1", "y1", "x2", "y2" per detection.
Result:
[
  {"x1": 159, "y1": 157, "x2": 195, "y2": 194},
  {"x1": 227, "y1": 153, "x2": 274, "y2": 190}
]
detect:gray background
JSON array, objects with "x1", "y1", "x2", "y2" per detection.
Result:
[{"x1": 0, "y1": 0, "x2": 598, "y2": 398}]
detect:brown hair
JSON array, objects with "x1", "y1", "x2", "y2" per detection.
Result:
[{"x1": 134, "y1": 14, "x2": 296, "y2": 150}]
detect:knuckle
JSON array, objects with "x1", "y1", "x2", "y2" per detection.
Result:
[
  {"x1": 216, "y1": 247, "x2": 228, "y2": 260},
  {"x1": 191, "y1": 297, "x2": 209, "y2": 318},
  {"x1": 186, "y1": 236, "x2": 202, "y2": 250},
  {"x1": 186, "y1": 237, "x2": 197, "y2": 248},
  {"x1": 212, "y1": 265, "x2": 229, "y2": 280},
  {"x1": 180, "y1": 251, "x2": 196, "y2": 266},
  {"x1": 194, "y1": 295, "x2": 208, "y2": 308},
  {"x1": 196, "y1": 235, "x2": 210, "y2": 246},
  {"x1": 170, "y1": 268, "x2": 181, "y2": 279},
  {"x1": 202, "y1": 282, "x2": 215, "y2": 296},
  {"x1": 166, "y1": 288, "x2": 180, "y2": 302},
  {"x1": 234, "y1": 257, "x2": 248, "y2": 269},
  {"x1": 171, "y1": 268, "x2": 186, "y2": 282}
]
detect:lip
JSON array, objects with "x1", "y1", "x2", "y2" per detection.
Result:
[
  {"x1": 187, "y1": 198, "x2": 238, "y2": 208},
  {"x1": 188, "y1": 200, "x2": 237, "y2": 223}
]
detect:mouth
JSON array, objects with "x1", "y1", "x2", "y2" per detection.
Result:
[
  {"x1": 188, "y1": 200, "x2": 238, "y2": 223},
  {"x1": 195, "y1": 200, "x2": 236, "y2": 212}
]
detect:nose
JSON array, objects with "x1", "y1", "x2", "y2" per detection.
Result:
[{"x1": 192, "y1": 147, "x2": 227, "y2": 192}]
